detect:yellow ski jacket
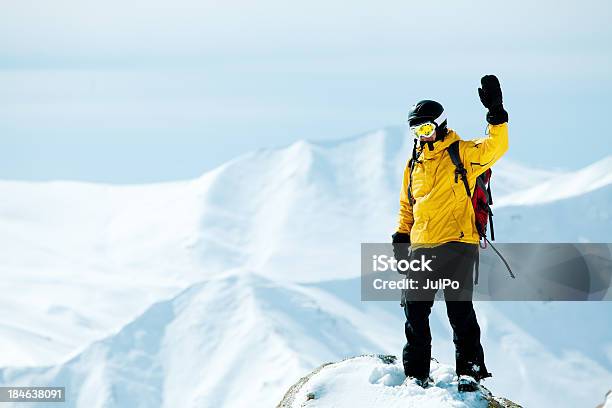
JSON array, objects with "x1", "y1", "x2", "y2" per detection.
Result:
[{"x1": 397, "y1": 123, "x2": 509, "y2": 245}]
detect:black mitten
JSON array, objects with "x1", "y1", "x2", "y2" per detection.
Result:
[{"x1": 478, "y1": 75, "x2": 508, "y2": 125}]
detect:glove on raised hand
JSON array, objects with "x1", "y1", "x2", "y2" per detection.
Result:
[{"x1": 478, "y1": 74, "x2": 508, "y2": 125}]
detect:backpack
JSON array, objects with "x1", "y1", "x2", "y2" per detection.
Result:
[
  {"x1": 447, "y1": 140, "x2": 514, "y2": 283},
  {"x1": 447, "y1": 141, "x2": 494, "y2": 243}
]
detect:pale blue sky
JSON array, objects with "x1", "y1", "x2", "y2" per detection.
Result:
[{"x1": 1, "y1": 0, "x2": 611, "y2": 182}]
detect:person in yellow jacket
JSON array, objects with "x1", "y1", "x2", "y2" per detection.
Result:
[{"x1": 392, "y1": 75, "x2": 509, "y2": 391}]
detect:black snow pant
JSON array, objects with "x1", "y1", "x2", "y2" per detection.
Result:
[{"x1": 400, "y1": 242, "x2": 490, "y2": 381}]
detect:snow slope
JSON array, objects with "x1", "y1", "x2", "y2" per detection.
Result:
[
  {"x1": 0, "y1": 127, "x2": 611, "y2": 407},
  {"x1": 1, "y1": 273, "x2": 609, "y2": 407},
  {"x1": 0, "y1": 273, "x2": 402, "y2": 408},
  {"x1": 603, "y1": 391, "x2": 612, "y2": 408},
  {"x1": 284, "y1": 355, "x2": 510, "y2": 408},
  {"x1": 496, "y1": 156, "x2": 612, "y2": 208}
]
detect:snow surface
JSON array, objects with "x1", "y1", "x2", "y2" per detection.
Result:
[
  {"x1": 0, "y1": 128, "x2": 611, "y2": 407},
  {"x1": 291, "y1": 356, "x2": 488, "y2": 408},
  {"x1": 604, "y1": 391, "x2": 612, "y2": 408}
]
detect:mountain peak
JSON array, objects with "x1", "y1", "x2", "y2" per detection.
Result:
[{"x1": 278, "y1": 355, "x2": 522, "y2": 408}]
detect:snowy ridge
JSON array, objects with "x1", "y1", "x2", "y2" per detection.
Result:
[{"x1": 496, "y1": 156, "x2": 612, "y2": 208}]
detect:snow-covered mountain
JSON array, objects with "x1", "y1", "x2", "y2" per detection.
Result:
[{"x1": 0, "y1": 128, "x2": 611, "y2": 407}]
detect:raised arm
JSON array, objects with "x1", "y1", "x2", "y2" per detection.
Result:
[{"x1": 462, "y1": 75, "x2": 509, "y2": 176}]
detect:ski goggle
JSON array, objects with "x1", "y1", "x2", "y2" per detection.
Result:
[{"x1": 410, "y1": 122, "x2": 437, "y2": 139}]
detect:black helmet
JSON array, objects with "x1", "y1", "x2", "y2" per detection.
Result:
[{"x1": 407, "y1": 100, "x2": 448, "y2": 138}]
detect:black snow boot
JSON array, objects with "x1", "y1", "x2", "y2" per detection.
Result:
[
  {"x1": 404, "y1": 375, "x2": 433, "y2": 389},
  {"x1": 457, "y1": 375, "x2": 479, "y2": 392}
]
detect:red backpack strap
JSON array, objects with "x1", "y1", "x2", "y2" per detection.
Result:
[
  {"x1": 447, "y1": 141, "x2": 471, "y2": 197},
  {"x1": 488, "y1": 180, "x2": 495, "y2": 241}
]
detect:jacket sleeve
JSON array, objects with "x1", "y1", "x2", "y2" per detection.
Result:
[
  {"x1": 397, "y1": 161, "x2": 414, "y2": 234},
  {"x1": 461, "y1": 122, "x2": 509, "y2": 177}
]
